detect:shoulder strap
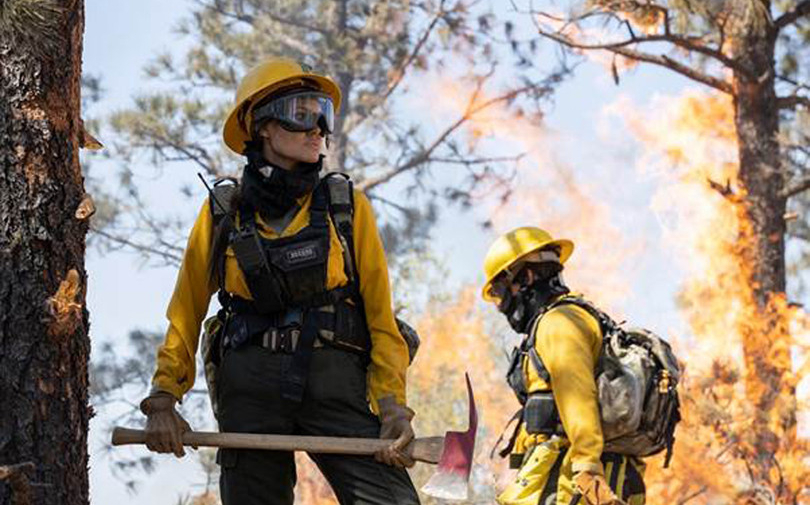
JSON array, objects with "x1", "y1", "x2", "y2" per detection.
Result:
[
  {"x1": 209, "y1": 179, "x2": 238, "y2": 299},
  {"x1": 523, "y1": 296, "x2": 612, "y2": 384},
  {"x1": 524, "y1": 314, "x2": 551, "y2": 383},
  {"x1": 323, "y1": 173, "x2": 358, "y2": 286},
  {"x1": 546, "y1": 295, "x2": 617, "y2": 334}
]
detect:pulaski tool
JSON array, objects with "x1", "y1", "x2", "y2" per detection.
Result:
[{"x1": 113, "y1": 374, "x2": 478, "y2": 500}]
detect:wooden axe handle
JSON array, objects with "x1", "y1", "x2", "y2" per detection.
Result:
[{"x1": 112, "y1": 428, "x2": 444, "y2": 464}]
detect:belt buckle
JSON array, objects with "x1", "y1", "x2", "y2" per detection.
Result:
[
  {"x1": 262, "y1": 328, "x2": 279, "y2": 351},
  {"x1": 279, "y1": 327, "x2": 301, "y2": 353},
  {"x1": 288, "y1": 328, "x2": 301, "y2": 352},
  {"x1": 262, "y1": 326, "x2": 301, "y2": 353}
]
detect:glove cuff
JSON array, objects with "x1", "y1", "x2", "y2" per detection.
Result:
[
  {"x1": 140, "y1": 391, "x2": 177, "y2": 415},
  {"x1": 377, "y1": 396, "x2": 415, "y2": 422}
]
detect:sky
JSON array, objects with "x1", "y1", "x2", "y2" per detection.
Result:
[{"x1": 80, "y1": 1, "x2": 805, "y2": 504}]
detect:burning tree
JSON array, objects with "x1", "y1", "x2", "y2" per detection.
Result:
[
  {"x1": 0, "y1": 0, "x2": 92, "y2": 504},
  {"x1": 507, "y1": 0, "x2": 810, "y2": 503}
]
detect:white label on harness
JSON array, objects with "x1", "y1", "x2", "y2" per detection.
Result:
[{"x1": 287, "y1": 244, "x2": 318, "y2": 264}]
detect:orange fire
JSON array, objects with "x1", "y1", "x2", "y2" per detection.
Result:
[
  {"x1": 418, "y1": 73, "x2": 809, "y2": 503},
  {"x1": 609, "y1": 89, "x2": 809, "y2": 504}
]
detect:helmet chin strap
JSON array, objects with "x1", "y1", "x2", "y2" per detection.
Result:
[{"x1": 500, "y1": 272, "x2": 570, "y2": 334}]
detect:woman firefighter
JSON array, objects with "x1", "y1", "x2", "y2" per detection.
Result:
[
  {"x1": 482, "y1": 228, "x2": 647, "y2": 505},
  {"x1": 139, "y1": 58, "x2": 421, "y2": 505}
]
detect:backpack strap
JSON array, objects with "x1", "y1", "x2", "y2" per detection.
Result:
[
  {"x1": 323, "y1": 173, "x2": 358, "y2": 288},
  {"x1": 524, "y1": 315, "x2": 551, "y2": 383},
  {"x1": 209, "y1": 179, "x2": 239, "y2": 300},
  {"x1": 523, "y1": 296, "x2": 610, "y2": 385}
]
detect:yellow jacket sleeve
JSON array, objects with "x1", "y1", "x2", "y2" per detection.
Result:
[
  {"x1": 151, "y1": 200, "x2": 217, "y2": 400},
  {"x1": 351, "y1": 190, "x2": 409, "y2": 410},
  {"x1": 534, "y1": 304, "x2": 604, "y2": 475}
]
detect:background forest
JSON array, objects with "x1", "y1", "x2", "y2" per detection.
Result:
[{"x1": 0, "y1": 0, "x2": 807, "y2": 504}]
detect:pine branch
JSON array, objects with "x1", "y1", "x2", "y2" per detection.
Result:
[
  {"x1": 200, "y1": 0, "x2": 330, "y2": 35},
  {"x1": 345, "y1": 0, "x2": 448, "y2": 134},
  {"x1": 774, "y1": 0, "x2": 810, "y2": 30},
  {"x1": 359, "y1": 83, "x2": 541, "y2": 191},
  {"x1": 777, "y1": 74, "x2": 810, "y2": 92},
  {"x1": 782, "y1": 176, "x2": 810, "y2": 198},
  {"x1": 777, "y1": 94, "x2": 810, "y2": 110},
  {"x1": 535, "y1": 27, "x2": 744, "y2": 74},
  {"x1": 536, "y1": 28, "x2": 734, "y2": 94},
  {"x1": 528, "y1": 5, "x2": 753, "y2": 76},
  {"x1": 383, "y1": 0, "x2": 447, "y2": 101},
  {"x1": 90, "y1": 226, "x2": 183, "y2": 266}
]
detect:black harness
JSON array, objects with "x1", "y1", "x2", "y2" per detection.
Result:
[{"x1": 211, "y1": 175, "x2": 371, "y2": 402}]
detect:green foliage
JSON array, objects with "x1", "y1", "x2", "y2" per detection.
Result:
[
  {"x1": 0, "y1": 0, "x2": 63, "y2": 56},
  {"x1": 91, "y1": 0, "x2": 560, "y2": 265}
]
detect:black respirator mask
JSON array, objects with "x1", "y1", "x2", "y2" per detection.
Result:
[{"x1": 496, "y1": 266, "x2": 569, "y2": 334}]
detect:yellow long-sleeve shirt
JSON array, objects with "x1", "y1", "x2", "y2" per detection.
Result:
[
  {"x1": 151, "y1": 186, "x2": 409, "y2": 411},
  {"x1": 512, "y1": 301, "x2": 605, "y2": 475}
]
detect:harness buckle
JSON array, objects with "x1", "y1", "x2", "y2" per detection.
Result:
[{"x1": 261, "y1": 326, "x2": 302, "y2": 353}]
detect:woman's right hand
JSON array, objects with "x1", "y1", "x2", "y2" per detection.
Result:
[{"x1": 140, "y1": 392, "x2": 193, "y2": 457}]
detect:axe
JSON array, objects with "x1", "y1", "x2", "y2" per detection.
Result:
[{"x1": 112, "y1": 374, "x2": 478, "y2": 500}]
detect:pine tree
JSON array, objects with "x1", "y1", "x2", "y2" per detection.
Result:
[{"x1": 0, "y1": 0, "x2": 91, "y2": 504}]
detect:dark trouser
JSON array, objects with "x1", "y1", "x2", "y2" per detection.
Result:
[{"x1": 216, "y1": 344, "x2": 420, "y2": 505}]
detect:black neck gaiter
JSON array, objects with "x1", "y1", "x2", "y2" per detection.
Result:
[
  {"x1": 241, "y1": 141, "x2": 323, "y2": 218},
  {"x1": 499, "y1": 273, "x2": 570, "y2": 334}
]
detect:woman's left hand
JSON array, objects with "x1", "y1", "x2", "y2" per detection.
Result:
[{"x1": 375, "y1": 397, "x2": 416, "y2": 468}]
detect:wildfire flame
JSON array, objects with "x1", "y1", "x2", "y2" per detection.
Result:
[
  {"x1": 416, "y1": 73, "x2": 809, "y2": 504},
  {"x1": 608, "y1": 89, "x2": 809, "y2": 504}
]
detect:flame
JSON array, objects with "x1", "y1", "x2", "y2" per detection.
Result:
[
  {"x1": 408, "y1": 288, "x2": 516, "y2": 501},
  {"x1": 422, "y1": 75, "x2": 643, "y2": 313},
  {"x1": 608, "y1": 89, "x2": 809, "y2": 504},
  {"x1": 417, "y1": 73, "x2": 809, "y2": 503}
]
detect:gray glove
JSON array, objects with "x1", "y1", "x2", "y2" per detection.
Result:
[
  {"x1": 374, "y1": 396, "x2": 416, "y2": 468},
  {"x1": 140, "y1": 391, "x2": 193, "y2": 457}
]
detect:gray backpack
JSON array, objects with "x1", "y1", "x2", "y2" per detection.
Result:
[{"x1": 532, "y1": 297, "x2": 681, "y2": 465}]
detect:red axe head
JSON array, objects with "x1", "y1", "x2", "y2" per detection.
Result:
[{"x1": 421, "y1": 373, "x2": 478, "y2": 500}]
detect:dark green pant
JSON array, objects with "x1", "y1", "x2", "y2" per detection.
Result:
[{"x1": 216, "y1": 344, "x2": 420, "y2": 505}]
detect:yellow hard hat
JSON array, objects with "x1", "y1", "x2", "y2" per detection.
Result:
[
  {"x1": 222, "y1": 58, "x2": 342, "y2": 155},
  {"x1": 481, "y1": 227, "x2": 574, "y2": 301}
]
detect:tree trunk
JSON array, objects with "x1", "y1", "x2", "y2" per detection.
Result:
[
  {"x1": 731, "y1": 10, "x2": 794, "y2": 490},
  {"x1": 331, "y1": 0, "x2": 353, "y2": 172},
  {"x1": 0, "y1": 1, "x2": 89, "y2": 504}
]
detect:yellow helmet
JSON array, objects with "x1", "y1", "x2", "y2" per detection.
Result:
[
  {"x1": 222, "y1": 58, "x2": 342, "y2": 155},
  {"x1": 481, "y1": 227, "x2": 574, "y2": 301}
]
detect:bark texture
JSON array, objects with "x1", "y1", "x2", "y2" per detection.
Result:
[
  {"x1": 0, "y1": 1, "x2": 89, "y2": 504},
  {"x1": 731, "y1": 9, "x2": 794, "y2": 487}
]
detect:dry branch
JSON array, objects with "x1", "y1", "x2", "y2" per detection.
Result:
[
  {"x1": 90, "y1": 226, "x2": 183, "y2": 266},
  {"x1": 359, "y1": 83, "x2": 541, "y2": 192},
  {"x1": 533, "y1": 27, "x2": 734, "y2": 94},
  {"x1": 774, "y1": 0, "x2": 810, "y2": 30},
  {"x1": 776, "y1": 94, "x2": 810, "y2": 110},
  {"x1": 781, "y1": 176, "x2": 810, "y2": 198}
]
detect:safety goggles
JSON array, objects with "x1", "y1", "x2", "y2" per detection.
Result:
[
  {"x1": 251, "y1": 90, "x2": 335, "y2": 134},
  {"x1": 487, "y1": 249, "x2": 561, "y2": 302}
]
